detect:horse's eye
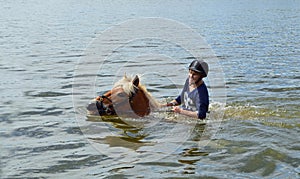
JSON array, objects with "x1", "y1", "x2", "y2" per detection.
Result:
[{"x1": 117, "y1": 93, "x2": 126, "y2": 98}]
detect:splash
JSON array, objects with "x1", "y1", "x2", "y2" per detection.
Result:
[{"x1": 209, "y1": 102, "x2": 299, "y2": 120}]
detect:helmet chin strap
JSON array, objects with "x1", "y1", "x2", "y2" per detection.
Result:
[
  {"x1": 196, "y1": 78, "x2": 202, "y2": 85},
  {"x1": 189, "y1": 77, "x2": 203, "y2": 86}
]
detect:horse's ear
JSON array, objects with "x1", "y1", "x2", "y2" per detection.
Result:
[{"x1": 132, "y1": 75, "x2": 139, "y2": 87}]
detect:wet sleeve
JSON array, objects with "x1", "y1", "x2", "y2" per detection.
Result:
[{"x1": 197, "y1": 87, "x2": 209, "y2": 119}]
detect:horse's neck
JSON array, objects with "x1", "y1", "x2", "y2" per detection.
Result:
[
  {"x1": 138, "y1": 86, "x2": 160, "y2": 109},
  {"x1": 130, "y1": 90, "x2": 150, "y2": 117}
]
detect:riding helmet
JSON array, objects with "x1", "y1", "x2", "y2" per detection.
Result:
[{"x1": 189, "y1": 60, "x2": 209, "y2": 77}]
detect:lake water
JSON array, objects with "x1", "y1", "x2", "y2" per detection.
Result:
[{"x1": 1, "y1": 0, "x2": 300, "y2": 178}]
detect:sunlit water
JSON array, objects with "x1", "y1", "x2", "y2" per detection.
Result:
[{"x1": 1, "y1": 0, "x2": 299, "y2": 178}]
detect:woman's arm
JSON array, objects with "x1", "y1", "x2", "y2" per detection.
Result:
[{"x1": 172, "y1": 106, "x2": 199, "y2": 119}]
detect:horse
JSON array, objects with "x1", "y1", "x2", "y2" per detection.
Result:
[{"x1": 87, "y1": 75, "x2": 160, "y2": 118}]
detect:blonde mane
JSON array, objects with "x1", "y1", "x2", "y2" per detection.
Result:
[
  {"x1": 113, "y1": 75, "x2": 135, "y2": 95},
  {"x1": 113, "y1": 75, "x2": 160, "y2": 109}
]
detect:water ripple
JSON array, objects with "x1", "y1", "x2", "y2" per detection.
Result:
[
  {"x1": 23, "y1": 155, "x2": 106, "y2": 174},
  {"x1": 11, "y1": 126, "x2": 53, "y2": 138},
  {"x1": 24, "y1": 91, "x2": 70, "y2": 97}
]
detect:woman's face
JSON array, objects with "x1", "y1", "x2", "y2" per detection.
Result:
[{"x1": 189, "y1": 70, "x2": 202, "y2": 84}]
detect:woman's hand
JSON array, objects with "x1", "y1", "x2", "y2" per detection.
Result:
[
  {"x1": 160, "y1": 100, "x2": 178, "y2": 108},
  {"x1": 172, "y1": 106, "x2": 182, "y2": 113}
]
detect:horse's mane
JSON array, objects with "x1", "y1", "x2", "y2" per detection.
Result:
[
  {"x1": 113, "y1": 75, "x2": 160, "y2": 109},
  {"x1": 113, "y1": 75, "x2": 137, "y2": 95}
]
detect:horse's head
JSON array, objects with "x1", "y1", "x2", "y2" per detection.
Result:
[{"x1": 87, "y1": 75, "x2": 158, "y2": 117}]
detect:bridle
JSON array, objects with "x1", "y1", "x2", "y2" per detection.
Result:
[
  {"x1": 96, "y1": 87, "x2": 139, "y2": 116},
  {"x1": 95, "y1": 95, "x2": 116, "y2": 115}
]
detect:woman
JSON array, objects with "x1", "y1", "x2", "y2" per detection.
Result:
[{"x1": 164, "y1": 60, "x2": 209, "y2": 119}]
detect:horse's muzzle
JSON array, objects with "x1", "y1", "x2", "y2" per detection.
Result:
[
  {"x1": 86, "y1": 101, "x2": 99, "y2": 115},
  {"x1": 87, "y1": 100, "x2": 116, "y2": 116}
]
